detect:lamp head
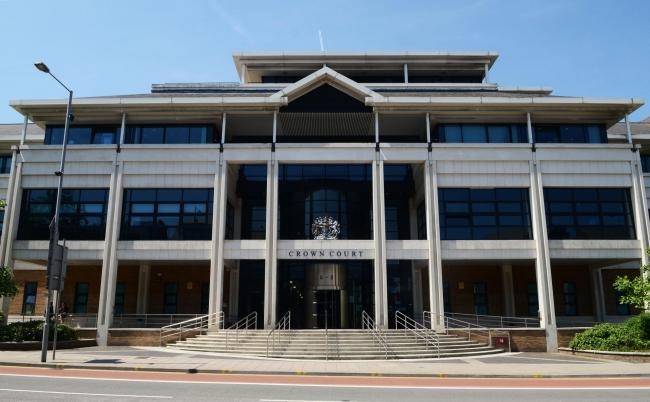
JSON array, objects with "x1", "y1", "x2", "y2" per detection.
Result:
[{"x1": 34, "y1": 62, "x2": 50, "y2": 74}]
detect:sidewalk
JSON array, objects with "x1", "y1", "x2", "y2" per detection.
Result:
[{"x1": 2, "y1": 347, "x2": 650, "y2": 378}]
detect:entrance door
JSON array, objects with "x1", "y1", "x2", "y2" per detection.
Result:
[{"x1": 313, "y1": 289, "x2": 341, "y2": 329}]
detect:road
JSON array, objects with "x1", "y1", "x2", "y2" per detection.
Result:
[{"x1": 0, "y1": 366, "x2": 648, "y2": 401}]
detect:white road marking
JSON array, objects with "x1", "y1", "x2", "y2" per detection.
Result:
[{"x1": 0, "y1": 387, "x2": 171, "y2": 398}]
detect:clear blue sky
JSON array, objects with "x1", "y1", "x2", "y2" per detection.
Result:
[{"x1": 1, "y1": 0, "x2": 649, "y2": 123}]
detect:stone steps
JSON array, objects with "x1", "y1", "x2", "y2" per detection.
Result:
[{"x1": 167, "y1": 329, "x2": 504, "y2": 360}]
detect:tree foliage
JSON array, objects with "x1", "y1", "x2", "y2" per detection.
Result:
[
  {"x1": 0, "y1": 266, "x2": 18, "y2": 298},
  {"x1": 614, "y1": 257, "x2": 650, "y2": 310}
]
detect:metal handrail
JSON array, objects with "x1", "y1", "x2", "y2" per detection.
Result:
[
  {"x1": 226, "y1": 311, "x2": 257, "y2": 348},
  {"x1": 266, "y1": 311, "x2": 291, "y2": 357},
  {"x1": 444, "y1": 312, "x2": 540, "y2": 328},
  {"x1": 159, "y1": 311, "x2": 223, "y2": 345},
  {"x1": 395, "y1": 311, "x2": 440, "y2": 358},
  {"x1": 361, "y1": 311, "x2": 390, "y2": 359},
  {"x1": 424, "y1": 311, "x2": 492, "y2": 344}
]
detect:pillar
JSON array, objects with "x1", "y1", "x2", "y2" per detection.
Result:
[
  {"x1": 425, "y1": 157, "x2": 444, "y2": 330},
  {"x1": 501, "y1": 264, "x2": 515, "y2": 317},
  {"x1": 96, "y1": 157, "x2": 123, "y2": 346},
  {"x1": 372, "y1": 154, "x2": 388, "y2": 327},
  {"x1": 0, "y1": 149, "x2": 22, "y2": 321},
  {"x1": 264, "y1": 156, "x2": 278, "y2": 328},
  {"x1": 591, "y1": 267, "x2": 605, "y2": 322},
  {"x1": 529, "y1": 158, "x2": 558, "y2": 352},
  {"x1": 136, "y1": 263, "x2": 151, "y2": 314},
  {"x1": 208, "y1": 153, "x2": 227, "y2": 328}
]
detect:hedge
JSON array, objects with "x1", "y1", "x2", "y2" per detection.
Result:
[
  {"x1": 0, "y1": 320, "x2": 78, "y2": 342},
  {"x1": 570, "y1": 313, "x2": 650, "y2": 352}
]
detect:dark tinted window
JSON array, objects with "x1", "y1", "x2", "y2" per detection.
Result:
[
  {"x1": 125, "y1": 125, "x2": 215, "y2": 144},
  {"x1": 121, "y1": 188, "x2": 213, "y2": 240},
  {"x1": 436, "y1": 124, "x2": 528, "y2": 143},
  {"x1": 544, "y1": 187, "x2": 635, "y2": 239},
  {"x1": 534, "y1": 124, "x2": 606, "y2": 144},
  {"x1": 18, "y1": 188, "x2": 109, "y2": 240},
  {"x1": 44, "y1": 126, "x2": 119, "y2": 145},
  {"x1": 439, "y1": 188, "x2": 532, "y2": 240},
  {"x1": 0, "y1": 155, "x2": 11, "y2": 174}
]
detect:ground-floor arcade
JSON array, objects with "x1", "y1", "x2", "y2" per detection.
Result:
[{"x1": 6, "y1": 258, "x2": 640, "y2": 337}]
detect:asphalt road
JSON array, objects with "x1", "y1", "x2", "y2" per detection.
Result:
[{"x1": 0, "y1": 367, "x2": 649, "y2": 402}]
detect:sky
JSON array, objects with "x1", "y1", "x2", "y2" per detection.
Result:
[{"x1": 0, "y1": 0, "x2": 649, "y2": 123}]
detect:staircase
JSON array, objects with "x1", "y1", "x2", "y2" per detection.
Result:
[{"x1": 166, "y1": 328, "x2": 503, "y2": 359}]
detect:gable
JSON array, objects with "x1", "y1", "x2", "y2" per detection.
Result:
[{"x1": 281, "y1": 84, "x2": 371, "y2": 113}]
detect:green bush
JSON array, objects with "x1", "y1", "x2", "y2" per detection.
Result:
[
  {"x1": 0, "y1": 321, "x2": 78, "y2": 342},
  {"x1": 570, "y1": 313, "x2": 650, "y2": 352}
]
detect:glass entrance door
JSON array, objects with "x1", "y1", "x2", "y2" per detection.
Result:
[{"x1": 313, "y1": 289, "x2": 341, "y2": 329}]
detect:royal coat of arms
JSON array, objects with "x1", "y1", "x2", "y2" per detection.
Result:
[{"x1": 311, "y1": 216, "x2": 340, "y2": 240}]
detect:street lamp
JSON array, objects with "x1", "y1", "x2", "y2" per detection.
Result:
[{"x1": 34, "y1": 61, "x2": 72, "y2": 363}]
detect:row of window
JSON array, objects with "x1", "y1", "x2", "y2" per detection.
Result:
[
  {"x1": 434, "y1": 124, "x2": 607, "y2": 144},
  {"x1": 43, "y1": 123, "x2": 608, "y2": 145},
  {"x1": 15, "y1": 187, "x2": 637, "y2": 242},
  {"x1": 44, "y1": 125, "x2": 217, "y2": 145},
  {"x1": 21, "y1": 281, "x2": 210, "y2": 316}
]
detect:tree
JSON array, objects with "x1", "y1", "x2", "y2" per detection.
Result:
[
  {"x1": 614, "y1": 254, "x2": 650, "y2": 310},
  {"x1": 0, "y1": 265, "x2": 18, "y2": 298}
]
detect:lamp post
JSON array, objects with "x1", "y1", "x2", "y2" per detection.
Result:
[{"x1": 34, "y1": 62, "x2": 72, "y2": 363}]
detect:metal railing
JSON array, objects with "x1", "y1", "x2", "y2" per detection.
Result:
[
  {"x1": 266, "y1": 311, "x2": 291, "y2": 357},
  {"x1": 225, "y1": 311, "x2": 258, "y2": 348},
  {"x1": 160, "y1": 311, "x2": 223, "y2": 345},
  {"x1": 361, "y1": 311, "x2": 390, "y2": 359},
  {"x1": 395, "y1": 311, "x2": 440, "y2": 358},
  {"x1": 113, "y1": 314, "x2": 212, "y2": 328},
  {"x1": 444, "y1": 312, "x2": 540, "y2": 328},
  {"x1": 424, "y1": 311, "x2": 492, "y2": 344}
]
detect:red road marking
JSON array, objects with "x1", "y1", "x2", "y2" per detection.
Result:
[{"x1": 0, "y1": 365, "x2": 648, "y2": 389}]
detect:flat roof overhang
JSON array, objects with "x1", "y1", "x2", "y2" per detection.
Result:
[
  {"x1": 10, "y1": 96, "x2": 287, "y2": 126},
  {"x1": 233, "y1": 52, "x2": 498, "y2": 83},
  {"x1": 10, "y1": 95, "x2": 644, "y2": 128},
  {"x1": 367, "y1": 96, "x2": 645, "y2": 126}
]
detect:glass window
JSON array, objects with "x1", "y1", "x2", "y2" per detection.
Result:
[
  {"x1": 73, "y1": 282, "x2": 89, "y2": 314},
  {"x1": 535, "y1": 124, "x2": 607, "y2": 144},
  {"x1": 615, "y1": 289, "x2": 630, "y2": 315},
  {"x1": 437, "y1": 124, "x2": 527, "y2": 143},
  {"x1": 0, "y1": 155, "x2": 12, "y2": 174},
  {"x1": 462, "y1": 125, "x2": 486, "y2": 143},
  {"x1": 18, "y1": 188, "x2": 109, "y2": 240},
  {"x1": 439, "y1": 188, "x2": 532, "y2": 240},
  {"x1": 121, "y1": 188, "x2": 213, "y2": 240},
  {"x1": 114, "y1": 283, "x2": 125, "y2": 315},
  {"x1": 141, "y1": 127, "x2": 164, "y2": 144},
  {"x1": 163, "y1": 282, "x2": 177, "y2": 314},
  {"x1": 473, "y1": 282, "x2": 488, "y2": 315},
  {"x1": 165, "y1": 126, "x2": 190, "y2": 144},
  {"x1": 416, "y1": 201, "x2": 426, "y2": 240},
  {"x1": 487, "y1": 125, "x2": 509, "y2": 143},
  {"x1": 527, "y1": 283, "x2": 538, "y2": 317},
  {"x1": 22, "y1": 282, "x2": 38, "y2": 315},
  {"x1": 44, "y1": 126, "x2": 119, "y2": 145},
  {"x1": 563, "y1": 282, "x2": 577, "y2": 316},
  {"x1": 544, "y1": 187, "x2": 635, "y2": 240}
]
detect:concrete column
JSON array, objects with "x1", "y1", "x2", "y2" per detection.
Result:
[
  {"x1": 591, "y1": 267, "x2": 605, "y2": 322},
  {"x1": 372, "y1": 155, "x2": 388, "y2": 327},
  {"x1": 630, "y1": 156, "x2": 650, "y2": 266},
  {"x1": 136, "y1": 263, "x2": 151, "y2": 314},
  {"x1": 0, "y1": 149, "x2": 21, "y2": 267},
  {"x1": 228, "y1": 265, "x2": 239, "y2": 323},
  {"x1": 0, "y1": 149, "x2": 22, "y2": 322},
  {"x1": 264, "y1": 157, "x2": 279, "y2": 328},
  {"x1": 501, "y1": 264, "x2": 515, "y2": 317},
  {"x1": 411, "y1": 264, "x2": 423, "y2": 319},
  {"x1": 96, "y1": 157, "x2": 123, "y2": 346},
  {"x1": 529, "y1": 159, "x2": 558, "y2": 352},
  {"x1": 425, "y1": 156, "x2": 444, "y2": 330},
  {"x1": 208, "y1": 154, "x2": 227, "y2": 328}
]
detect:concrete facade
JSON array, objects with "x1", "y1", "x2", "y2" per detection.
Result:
[{"x1": 0, "y1": 52, "x2": 647, "y2": 352}]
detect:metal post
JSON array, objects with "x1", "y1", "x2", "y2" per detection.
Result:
[{"x1": 39, "y1": 67, "x2": 73, "y2": 363}]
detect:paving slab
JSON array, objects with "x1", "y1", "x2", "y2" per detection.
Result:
[{"x1": 1, "y1": 346, "x2": 649, "y2": 378}]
